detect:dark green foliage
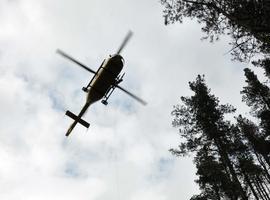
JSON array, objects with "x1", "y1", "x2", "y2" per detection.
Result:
[
  {"x1": 171, "y1": 75, "x2": 250, "y2": 199},
  {"x1": 171, "y1": 75, "x2": 270, "y2": 199},
  {"x1": 259, "y1": 110, "x2": 270, "y2": 137},
  {"x1": 162, "y1": 1, "x2": 270, "y2": 199},
  {"x1": 237, "y1": 116, "x2": 270, "y2": 164},
  {"x1": 241, "y1": 66, "x2": 270, "y2": 157},
  {"x1": 194, "y1": 147, "x2": 239, "y2": 199},
  {"x1": 171, "y1": 75, "x2": 236, "y2": 148},
  {"x1": 241, "y1": 68, "x2": 270, "y2": 114},
  {"x1": 189, "y1": 194, "x2": 209, "y2": 200},
  {"x1": 161, "y1": 0, "x2": 270, "y2": 61},
  {"x1": 253, "y1": 58, "x2": 270, "y2": 79}
]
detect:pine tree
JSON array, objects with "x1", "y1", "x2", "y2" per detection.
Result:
[
  {"x1": 230, "y1": 120, "x2": 270, "y2": 199},
  {"x1": 161, "y1": 0, "x2": 270, "y2": 61},
  {"x1": 241, "y1": 68, "x2": 270, "y2": 112},
  {"x1": 161, "y1": 1, "x2": 270, "y2": 198},
  {"x1": 171, "y1": 75, "x2": 248, "y2": 199},
  {"x1": 237, "y1": 116, "x2": 270, "y2": 168},
  {"x1": 241, "y1": 68, "x2": 270, "y2": 157},
  {"x1": 253, "y1": 58, "x2": 270, "y2": 80},
  {"x1": 194, "y1": 146, "x2": 240, "y2": 199}
]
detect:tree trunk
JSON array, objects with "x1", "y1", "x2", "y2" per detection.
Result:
[
  {"x1": 257, "y1": 176, "x2": 270, "y2": 200},
  {"x1": 255, "y1": 176, "x2": 270, "y2": 200},
  {"x1": 214, "y1": 137, "x2": 248, "y2": 200},
  {"x1": 213, "y1": 183, "x2": 221, "y2": 200},
  {"x1": 263, "y1": 180, "x2": 270, "y2": 195},
  {"x1": 243, "y1": 171, "x2": 260, "y2": 200},
  {"x1": 254, "y1": 179, "x2": 268, "y2": 200},
  {"x1": 255, "y1": 152, "x2": 270, "y2": 183},
  {"x1": 262, "y1": 154, "x2": 270, "y2": 167}
]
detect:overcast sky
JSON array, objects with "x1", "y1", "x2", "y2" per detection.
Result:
[{"x1": 0, "y1": 0, "x2": 253, "y2": 199}]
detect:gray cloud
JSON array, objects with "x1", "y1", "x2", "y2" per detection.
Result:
[{"x1": 0, "y1": 0, "x2": 251, "y2": 199}]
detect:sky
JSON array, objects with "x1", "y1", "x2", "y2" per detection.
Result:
[{"x1": 0, "y1": 0, "x2": 253, "y2": 199}]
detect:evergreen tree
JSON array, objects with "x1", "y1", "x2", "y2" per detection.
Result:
[
  {"x1": 230, "y1": 121, "x2": 270, "y2": 199},
  {"x1": 171, "y1": 75, "x2": 270, "y2": 199},
  {"x1": 241, "y1": 68, "x2": 270, "y2": 156},
  {"x1": 237, "y1": 116, "x2": 270, "y2": 167},
  {"x1": 171, "y1": 75, "x2": 248, "y2": 199},
  {"x1": 194, "y1": 146, "x2": 240, "y2": 199},
  {"x1": 161, "y1": 0, "x2": 270, "y2": 61},
  {"x1": 241, "y1": 68, "x2": 270, "y2": 113},
  {"x1": 253, "y1": 58, "x2": 270, "y2": 80},
  {"x1": 161, "y1": 1, "x2": 270, "y2": 198}
]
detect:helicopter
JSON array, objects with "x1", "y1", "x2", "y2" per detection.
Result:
[{"x1": 57, "y1": 31, "x2": 147, "y2": 137}]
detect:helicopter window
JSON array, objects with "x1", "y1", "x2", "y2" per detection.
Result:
[{"x1": 121, "y1": 58, "x2": 125, "y2": 65}]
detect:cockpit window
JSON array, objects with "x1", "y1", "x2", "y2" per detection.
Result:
[{"x1": 122, "y1": 58, "x2": 125, "y2": 65}]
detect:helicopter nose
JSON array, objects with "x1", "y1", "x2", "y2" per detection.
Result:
[{"x1": 112, "y1": 55, "x2": 124, "y2": 65}]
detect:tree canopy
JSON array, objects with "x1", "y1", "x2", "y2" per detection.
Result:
[
  {"x1": 171, "y1": 76, "x2": 270, "y2": 199},
  {"x1": 162, "y1": 1, "x2": 270, "y2": 199},
  {"x1": 161, "y1": 0, "x2": 270, "y2": 61}
]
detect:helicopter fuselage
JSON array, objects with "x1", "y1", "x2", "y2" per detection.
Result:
[
  {"x1": 86, "y1": 54, "x2": 124, "y2": 105},
  {"x1": 57, "y1": 31, "x2": 146, "y2": 136}
]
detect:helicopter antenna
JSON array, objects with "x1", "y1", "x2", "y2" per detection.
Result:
[{"x1": 116, "y1": 31, "x2": 133, "y2": 55}]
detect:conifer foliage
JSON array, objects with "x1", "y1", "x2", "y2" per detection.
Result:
[
  {"x1": 161, "y1": 1, "x2": 270, "y2": 199},
  {"x1": 171, "y1": 76, "x2": 270, "y2": 199},
  {"x1": 161, "y1": 0, "x2": 270, "y2": 61}
]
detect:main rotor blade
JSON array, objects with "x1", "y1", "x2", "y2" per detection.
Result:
[
  {"x1": 56, "y1": 49, "x2": 96, "y2": 74},
  {"x1": 116, "y1": 31, "x2": 133, "y2": 55},
  {"x1": 115, "y1": 84, "x2": 147, "y2": 106}
]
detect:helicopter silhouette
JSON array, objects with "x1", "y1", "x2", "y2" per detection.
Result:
[{"x1": 57, "y1": 31, "x2": 146, "y2": 137}]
